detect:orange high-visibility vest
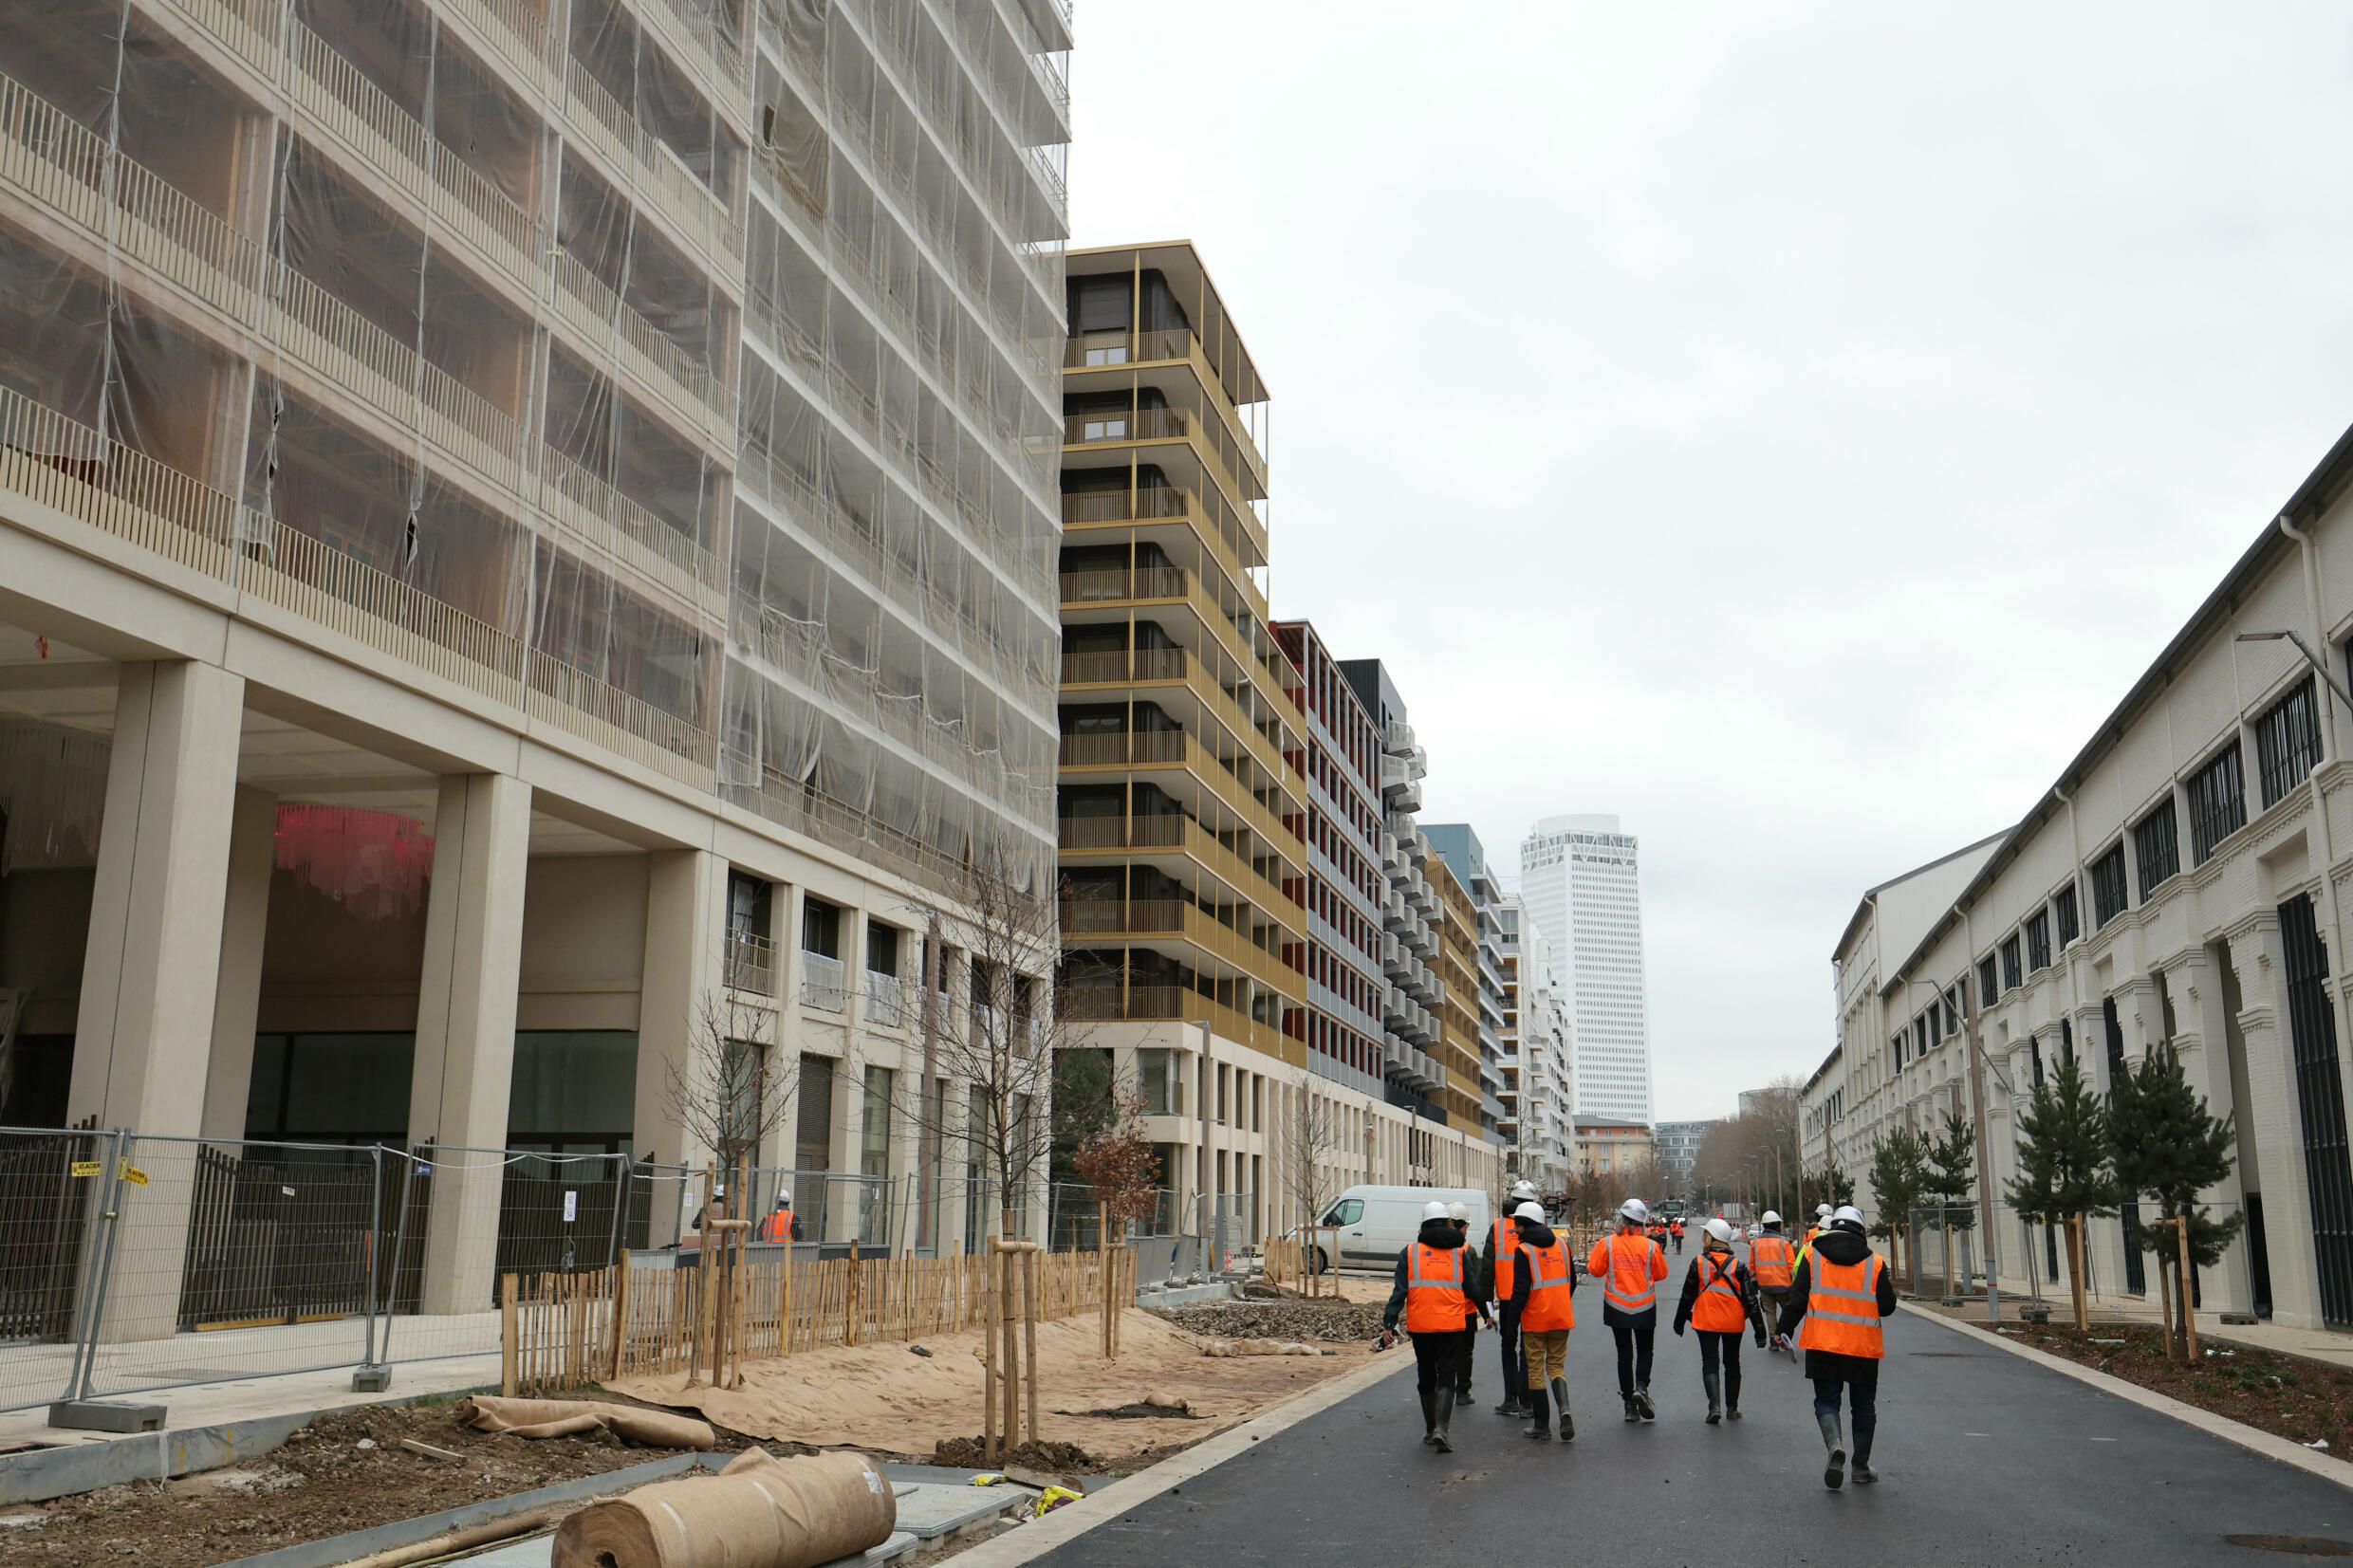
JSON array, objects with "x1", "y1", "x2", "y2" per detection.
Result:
[
  {"x1": 1751, "y1": 1233, "x2": 1795, "y2": 1289},
  {"x1": 757, "y1": 1208, "x2": 794, "y2": 1242},
  {"x1": 1403, "y1": 1243, "x2": 1473, "y2": 1333},
  {"x1": 1797, "y1": 1251, "x2": 1885, "y2": 1358},
  {"x1": 1585, "y1": 1230, "x2": 1666, "y2": 1315},
  {"x1": 1691, "y1": 1251, "x2": 1747, "y2": 1333},
  {"x1": 1520, "y1": 1239, "x2": 1575, "y2": 1332},
  {"x1": 1491, "y1": 1217, "x2": 1520, "y2": 1301}
]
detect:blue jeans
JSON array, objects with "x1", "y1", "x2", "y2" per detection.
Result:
[{"x1": 1811, "y1": 1364, "x2": 1880, "y2": 1432}]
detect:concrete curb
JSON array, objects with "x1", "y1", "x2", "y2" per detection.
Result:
[
  {"x1": 933, "y1": 1346, "x2": 1411, "y2": 1568},
  {"x1": 1902, "y1": 1301, "x2": 2353, "y2": 1493}
]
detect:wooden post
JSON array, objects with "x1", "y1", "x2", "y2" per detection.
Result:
[
  {"x1": 1024, "y1": 1246, "x2": 1040, "y2": 1448},
  {"x1": 500, "y1": 1273, "x2": 518, "y2": 1397},
  {"x1": 691, "y1": 1164, "x2": 717, "y2": 1387},
  {"x1": 1099, "y1": 1201, "x2": 1111, "y2": 1359},
  {"x1": 999, "y1": 1238, "x2": 1018, "y2": 1447},
  {"x1": 2066, "y1": 1213, "x2": 2088, "y2": 1334},
  {"x1": 847, "y1": 1237, "x2": 862, "y2": 1348},
  {"x1": 610, "y1": 1257, "x2": 631, "y2": 1380},
  {"x1": 983, "y1": 1245, "x2": 999, "y2": 1464},
  {"x1": 2158, "y1": 1241, "x2": 2177, "y2": 1357},
  {"x1": 2177, "y1": 1215, "x2": 2200, "y2": 1361}
]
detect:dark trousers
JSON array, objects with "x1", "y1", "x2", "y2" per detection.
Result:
[
  {"x1": 1496, "y1": 1303, "x2": 1525, "y2": 1400},
  {"x1": 1411, "y1": 1329, "x2": 1474, "y2": 1429},
  {"x1": 1811, "y1": 1362, "x2": 1881, "y2": 1432},
  {"x1": 1454, "y1": 1317, "x2": 1477, "y2": 1393},
  {"x1": 1697, "y1": 1329, "x2": 1744, "y2": 1409},
  {"x1": 1604, "y1": 1306, "x2": 1656, "y2": 1398}
]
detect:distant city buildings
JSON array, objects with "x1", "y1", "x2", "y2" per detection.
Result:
[
  {"x1": 1522, "y1": 814, "x2": 1652, "y2": 1123},
  {"x1": 1500, "y1": 895, "x2": 1575, "y2": 1188},
  {"x1": 1573, "y1": 1116, "x2": 1654, "y2": 1179},
  {"x1": 1652, "y1": 1119, "x2": 1715, "y2": 1193}
]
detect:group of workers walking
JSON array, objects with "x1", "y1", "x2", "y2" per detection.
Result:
[{"x1": 1381, "y1": 1187, "x2": 1896, "y2": 1488}]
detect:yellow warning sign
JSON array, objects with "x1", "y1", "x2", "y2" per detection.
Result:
[
  {"x1": 120, "y1": 1164, "x2": 148, "y2": 1187},
  {"x1": 69, "y1": 1161, "x2": 100, "y2": 1178}
]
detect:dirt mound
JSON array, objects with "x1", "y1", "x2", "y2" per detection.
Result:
[
  {"x1": 1152, "y1": 1299, "x2": 1384, "y2": 1342},
  {"x1": 1061, "y1": 1403, "x2": 1203, "y2": 1420},
  {"x1": 932, "y1": 1436, "x2": 1102, "y2": 1470}
]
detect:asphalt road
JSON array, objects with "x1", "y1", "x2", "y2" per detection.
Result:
[{"x1": 1035, "y1": 1301, "x2": 2353, "y2": 1568}]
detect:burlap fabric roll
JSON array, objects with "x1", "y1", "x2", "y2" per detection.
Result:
[
  {"x1": 454, "y1": 1396, "x2": 713, "y2": 1449},
  {"x1": 553, "y1": 1448, "x2": 897, "y2": 1568}
]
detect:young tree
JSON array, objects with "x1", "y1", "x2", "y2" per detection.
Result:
[
  {"x1": 2111, "y1": 1042, "x2": 2243, "y2": 1354},
  {"x1": 1866, "y1": 1129, "x2": 1929, "y2": 1279},
  {"x1": 2007, "y1": 1058, "x2": 2119, "y2": 1331},
  {"x1": 1279, "y1": 1083, "x2": 1348, "y2": 1282},
  {"x1": 1928, "y1": 1109, "x2": 1977, "y2": 1229},
  {"x1": 1070, "y1": 1084, "x2": 1161, "y2": 1239},
  {"x1": 1809, "y1": 1163, "x2": 1856, "y2": 1208},
  {"x1": 661, "y1": 988, "x2": 794, "y2": 1190}
]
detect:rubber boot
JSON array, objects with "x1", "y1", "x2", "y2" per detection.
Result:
[
  {"x1": 1818, "y1": 1411, "x2": 1846, "y2": 1489},
  {"x1": 1851, "y1": 1424, "x2": 1877, "y2": 1485},
  {"x1": 1703, "y1": 1370, "x2": 1722, "y2": 1425},
  {"x1": 1433, "y1": 1386, "x2": 1454, "y2": 1453},
  {"x1": 1634, "y1": 1384, "x2": 1656, "y2": 1421},
  {"x1": 1552, "y1": 1377, "x2": 1573, "y2": 1442},
  {"x1": 1419, "y1": 1386, "x2": 1439, "y2": 1447},
  {"x1": 1523, "y1": 1384, "x2": 1551, "y2": 1440}
]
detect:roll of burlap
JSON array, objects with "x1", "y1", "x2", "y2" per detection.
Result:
[
  {"x1": 454, "y1": 1396, "x2": 714, "y2": 1450},
  {"x1": 552, "y1": 1448, "x2": 897, "y2": 1568}
]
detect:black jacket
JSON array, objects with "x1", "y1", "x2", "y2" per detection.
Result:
[
  {"x1": 1775, "y1": 1227, "x2": 1899, "y2": 1378},
  {"x1": 1384, "y1": 1219, "x2": 1484, "y2": 1332},
  {"x1": 1672, "y1": 1246, "x2": 1765, "y2": 1341}
]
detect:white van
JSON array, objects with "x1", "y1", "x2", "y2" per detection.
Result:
[{"x1": 1302, "y1": 1185, "x2": 1492, "y2": 1273}]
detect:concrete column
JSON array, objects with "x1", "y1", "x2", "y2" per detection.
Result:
[
  {"x1": 2168, "y1": 948, "x2": 2251, "y2": 1313},
  {"x1": 2229, "y1": 913, "x2": 2325, "y2": 1329},
  {"x1": 69, "y1": 661, "x2": 244, "y2": 1343},
  {"x1": 199, "y1": 786, "x2": 277, "y2": 1143},
  {"x1": 407, "y1": 772, "x2": 531, "y2": 1315},
  {"x1": 632, "y1": 848, "x2": 727, "y2": 1173},
  {"x1": 68, "y1": 661, "x2": 246, "y2": 1134}
]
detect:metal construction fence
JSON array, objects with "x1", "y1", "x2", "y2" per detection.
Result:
[{"x1": 0, "y1": 1124, "x2": 1245, "y2": 1412}]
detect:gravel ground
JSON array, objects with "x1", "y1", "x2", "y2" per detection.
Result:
[{"x1": 1149, "y1": 1299, "x2": 1385, "y2": 1342}]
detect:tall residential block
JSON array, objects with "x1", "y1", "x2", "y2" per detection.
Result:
[
  {"x1": 0, "y1": 0, "x2": 1075, "y2": 1314},
  {"x1": 1054, "y1": 246, "x2": 1496, "y2": 1229},
  {"x1": 1500, "y1": 894, "x2": 1574, "y2": 1187},
  {"x1": 1522, "y1": 813, "x2": 1652, "y2": 1123}
]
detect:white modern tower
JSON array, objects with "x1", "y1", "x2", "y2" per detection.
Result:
[{"x1": 1520, "y1": 815, "x2": 1651, "y2": 1123}]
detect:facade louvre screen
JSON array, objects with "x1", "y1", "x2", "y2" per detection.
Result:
[
  {"x1": 2103, "y1": 998, "x2": 2147, "y2": 1296},
  {"x1": 1977, "y1": 955, "x2": 1998, "y2": 1008},
  {"x1": 2257, "y1": 677, "x2": 2322, "y2": 808},
  {"x1": 2000, "y1": 934, "x2": 2023, "y2": 991},
  {"x1": 2090, "y1": 844, "x2": 2129, "y2": 929},
  {"x1": 2054, "y1": 884, "x2": 2080, "y2": 948},
  {"x1": 2133, "y1": 798, "x2": 2180, "y2": 902},
  {"x1": 2185, "y1": 742, "x2": 2247, "y2": 863},
  {"x1": 2025, "y1": 910, "x2": 2051, "y2": 972},
  {"x1": 2280, "y1": 895, "x2": 2353, "y2": 1327}
]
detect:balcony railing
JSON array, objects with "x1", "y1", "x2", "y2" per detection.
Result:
[
  {"x1": 864, "y1": 969, "x2": 906, "y2": 1027},
  {"x1": 1056, "y1": 730, "x2": 1185, "y2": 768},
  {"x1": 546, "y1": 249, "x2": 734, "y2": 446},
  {"x1": 562, "y1": 56, "x2": 744, "y2": 286},
  {"x1": 800, "y1": 950, "x2": 847, "y2": 1012},
  {"x1": 1057, "y1": 646, "x2": 1186, "y2": 685},
  {"x1": 537, "y1": 446, "x2": 724, "y2": 609},
  {"x1": 1057, "y1": 566, "x2": 1186, "y2": 604},
  {"x1": 725, "y1": 927, "x2": 776, "y2": 995}
]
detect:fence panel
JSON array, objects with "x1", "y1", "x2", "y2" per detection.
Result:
[{"x1": 0, "y1": 1126, "x2": 109, "y2": 1413}]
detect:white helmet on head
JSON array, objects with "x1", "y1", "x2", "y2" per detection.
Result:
[
  {"x1": 1510, "y1": 1180, "x2": 1539, "y2": 1200},
  {"x1": 1704, "y1": 1218, "x2": 1736, "y2": 1246},
  {"x1": 1514, "y1": 1201, "x2": 1546, "y2": 1223},
  {"x1": 1817, "y1": 1204, "x2": 1834, "y2": 1219},
  {"x1": 1619, "y1": 1197, "x2": 1649, "y2": 1226},
  {"x1": 1760, "y1": 1209, "x2": 1782, "y2": 1227},
  {"x1": 1832, "y1": 1205, "x2": 1866, "y2": 1233},
  {"x1": 1422, "y1": 1200, "x2": 1449, "y2": 1221},
  {"x1": 1446, "y1": 1202, "x2": 1471, "y2": 1223}
]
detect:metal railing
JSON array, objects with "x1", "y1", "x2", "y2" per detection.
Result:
[{"x1": 724, "y1": 928, "x2": 776, "y2": 995}]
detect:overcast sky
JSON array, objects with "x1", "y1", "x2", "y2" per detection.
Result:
[{"x1": 1065, "y1": 3, "x2": 2353, "y2": 1122}]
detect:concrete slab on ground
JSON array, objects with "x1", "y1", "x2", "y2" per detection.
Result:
[{"x1": 458, "y1": 1529, "x2": 922, "y2": 1567}]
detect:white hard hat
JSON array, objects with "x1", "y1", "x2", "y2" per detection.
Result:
[
  {"x1": 1817, "y1": 1204, "x2": 1834, "y2": 1218},
  {"x1": 1510, "y1": 1180, "x2": 1539, "y2": 1200},
  {"x1": 1422, "y1": 1200, "x2": 1449, "y2": 1221},
  {"x1": 1705, "y1": 1218, "x2": 1736, "y2": 1246},
  {"x1": 1446, "y1": 1202, "x2": 1471, "y2": 1222},
  {"x1": 1514, "y1": 1201, "x2": 1546, "y2": 1222},
  {"x1": 1832, "y1": 1205, "x2": 1866, "y2": 1231},
  {"x1": 1619, "y1": 1198, "x2": 1649, "y2": 1225},
  {"x1": 1760, "y1": 1210, "x2": 1782, "y2": 1227}
]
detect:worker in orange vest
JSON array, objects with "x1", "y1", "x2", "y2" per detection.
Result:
[
  {"x1": 1482, "y1": 1179, "x2": 1542, "y2": 1416},
  {"x1": 1776, "y1": 1204, "x2": 1898, "y2": 1487},
  {"x1": 1585, "y1": 1197, "x2": 1671, "y2": 1422},
  {"x1": 1749, "y1": 1210, "x2": 1798, "y2": 1352},
  {"x1": 756, "y1": 1193, "x2": 800, "y2": 1243},
  {"x1": 1805, "y1": 1203, "x2": 1833, "y2": 1245},
  {"x1": 1380, "y1": 1200, "x2": 1491, "y2": 1452},
  {"x1": 1501, "y1": 1201, "x2": 1576, "y2": 1442},
  {"x1": 1672, "y1": 1218, "x2": 1766, "y2": 1423}
]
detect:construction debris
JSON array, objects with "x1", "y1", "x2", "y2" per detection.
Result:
[
  {"x1": 456, "y1": 1396, "x2": 714, "y2": 1450},
  {"x1": 1150, "y1": 1300, "x2": 1385, "y2": 1342},
  {"x1": 1198, "y1": 1339, "x2": 1332, "y2": 1358}
]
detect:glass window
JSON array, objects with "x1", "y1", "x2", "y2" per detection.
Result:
[
  {"x1": 1323, "y1": 1199, "x2": 1363, "y2": 1226},
  {"x1": 2256, "y1": 678, "x2": 2321, "y2": 808},
  {"x1": 2134, "y1": 798, "x2": 2180, "y2": 901}
]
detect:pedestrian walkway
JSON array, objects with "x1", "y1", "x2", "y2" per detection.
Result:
[{"x1": 1028, "y1": 1299, "x2": 2353, "y2": 1566}]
